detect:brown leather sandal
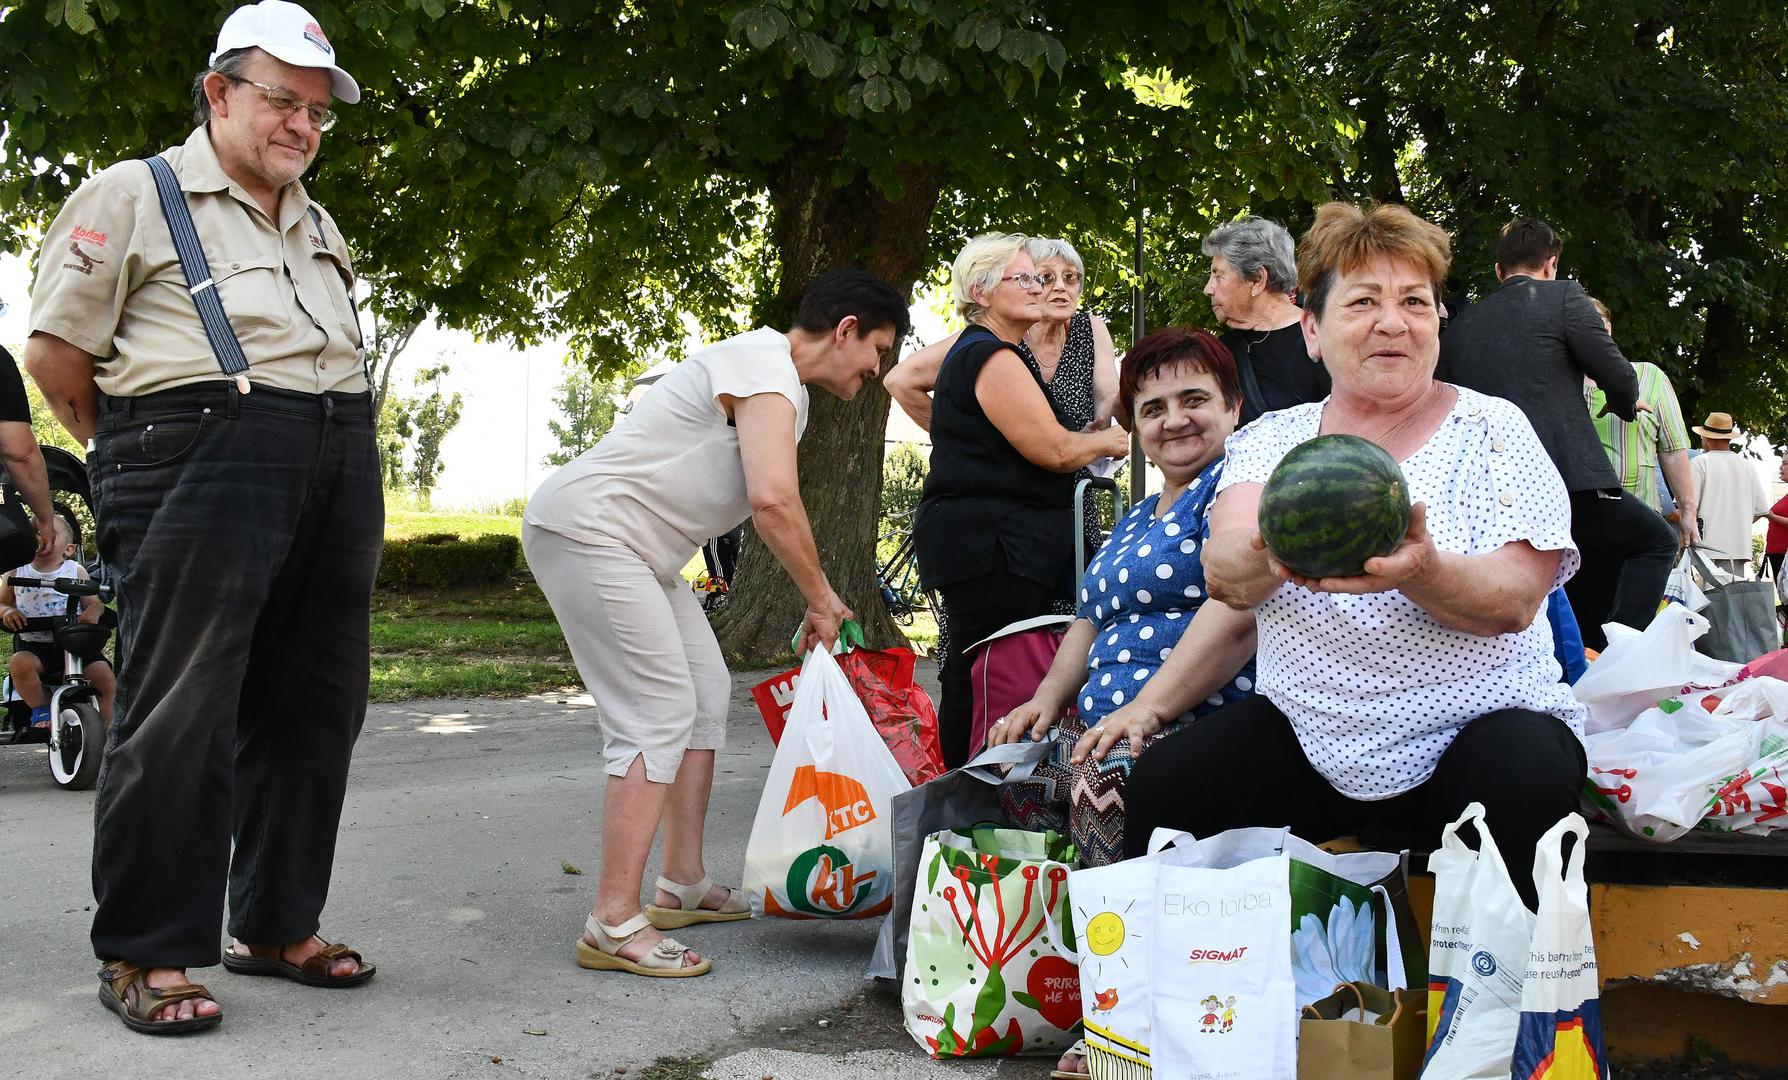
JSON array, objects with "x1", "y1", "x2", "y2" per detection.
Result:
[
  {"x1": 222, "y1": 939, "x2": 376, "y2": 987},
  {"x1": 97, "y1": 962, "x2": 223, "y2": 1035}
]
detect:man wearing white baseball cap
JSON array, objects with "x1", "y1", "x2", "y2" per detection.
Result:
[{"x1": 25, "y1": 0, "x2": 378, "y2": 1035}]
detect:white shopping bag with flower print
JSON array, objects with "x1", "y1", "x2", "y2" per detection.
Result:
[{"x1": 1067, "y1": 829, "x2": 1420, "y2": 1078}]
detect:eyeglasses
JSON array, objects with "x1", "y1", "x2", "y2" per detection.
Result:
[
  {"x1": 1037, "y1": 271, "x2": 1083, "y2": 288},
  {"x1": 229, "y1": 78, "x2": 338, "y2": 131},
  {"x1": 999, "y1": 273, "x2": 1044, "y2": 291}
]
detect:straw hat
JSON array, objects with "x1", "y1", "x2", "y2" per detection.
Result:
[{"x1": 1692, "y1": 411, "x2": 1738, "y2": 440}]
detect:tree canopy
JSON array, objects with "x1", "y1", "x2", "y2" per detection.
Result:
[
  {"x1": 1307, "y1": 0, "x2": 1788, "y2": 441},
  {"x1": 4, "y1": 1, "x2": 1784, "y2": 657}
]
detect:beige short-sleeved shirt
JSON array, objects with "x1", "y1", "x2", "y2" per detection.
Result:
[
  {"x1": 524, "y1": 327, "x2": 809, "y2": 582},
  {"x1": 29, "y1": 125, "x2": 366, "y2": 398}
]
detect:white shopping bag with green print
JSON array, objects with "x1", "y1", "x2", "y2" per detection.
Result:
[{"x1": 901, "y1": 826, "x2": 1081, "y2": 1058}]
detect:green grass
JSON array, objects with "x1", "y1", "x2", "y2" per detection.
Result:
[
  {"x1": 637, "y1": 1058, "x2": 709, "y2": 1080},
  {"x1": 368, "y1": 574, "x2": 581, "y2": 702},
  {"x1": 900, "y1": 609, "x2": 939, "y2": 656},
  {"x1": 37, "y1": 490, "x2": 937, "y2": 704},
  {"x1": 373, "y1": 495, "x2": 578, "y2": 702},
  {"x1": 384, "y1": 507, "x2": 521, "y2": 542}
]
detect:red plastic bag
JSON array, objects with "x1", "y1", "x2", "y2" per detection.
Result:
[{"x1": 752, "y1": 646, "x2": 945, "y2": 788}]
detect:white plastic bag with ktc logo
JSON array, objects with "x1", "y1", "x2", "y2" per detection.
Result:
[
  {"x1": 1420, "y1": 803, "x2": 1535, "y2": 1080},
  {"x1": 743, "y1": 646, "x2": 911, "y2": 919}
]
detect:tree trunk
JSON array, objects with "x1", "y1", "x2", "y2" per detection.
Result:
[
  {"x1": 710, "y1": 148, "x2": 943, "y2": 665},
  {"x1": 1343, "y1": 20, "x2": 1407, "y2": 205}
]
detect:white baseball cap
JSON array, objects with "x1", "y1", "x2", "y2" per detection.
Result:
[{"x1": 211, "y1": 1, "x2": 360, "y2": 104}]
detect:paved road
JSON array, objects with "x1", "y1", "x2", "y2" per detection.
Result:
[{"x1": 0, "y1": 665, "x2": 1053, "y2": 1079}]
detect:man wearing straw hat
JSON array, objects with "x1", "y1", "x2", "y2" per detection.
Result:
[{"x1": 1689, "y1": 411, "x2": 1769, "y2": 579}]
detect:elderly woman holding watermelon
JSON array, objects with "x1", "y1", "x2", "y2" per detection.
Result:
[{"x1": 1123, "y1": 202, "x2": 1588, "y2": 910}]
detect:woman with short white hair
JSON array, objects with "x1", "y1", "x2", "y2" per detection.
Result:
[
  {"x1": 889, "y1": 236, "x2": 1120, "y2": 673},
  {"x1": 890, "y1": 236, "x2": 1118, "y2": 434},
  {"x1": 1202, "y1": 215, "x2": 1330, "y2": 424},
  {"x1": 913, "y1": 233, "x2": 1130, "y2": 767}
]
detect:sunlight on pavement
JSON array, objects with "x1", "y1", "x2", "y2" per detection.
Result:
[
  {"x1": 705, "y1": 1048, "x2": 998, "y2": 1079},
  {"x1": 413, "y1": 715, "x2": 488, "y2": 735}
]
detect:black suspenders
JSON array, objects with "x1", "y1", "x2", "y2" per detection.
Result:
[{"x1": 141, "y1": 154, "x2": 367, "y2": 392}]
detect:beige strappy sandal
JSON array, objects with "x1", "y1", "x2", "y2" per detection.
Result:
[
  {"x1": 644, "y1": 875, "x2": 752, "y2": 930},
  {"x1": 575, "y1": 913, "x2": 711, "y2": 978}
]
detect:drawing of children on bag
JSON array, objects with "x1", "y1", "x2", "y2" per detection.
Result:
[
  {"x1": 1199, "y1": 995, "x2": 1222, "y2": 1033},
  {"x1": 1220, "y1": 996, "x2": 1237, "y2": 1033}
]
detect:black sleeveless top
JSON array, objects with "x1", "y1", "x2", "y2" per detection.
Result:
[{"x1": 913, "y1": 325, "x2": 1075, "y2": 593}]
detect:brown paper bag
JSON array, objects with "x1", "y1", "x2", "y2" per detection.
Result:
[{"x1": 1296, "y1": 982, "x2": 1425, "y2": 1080}]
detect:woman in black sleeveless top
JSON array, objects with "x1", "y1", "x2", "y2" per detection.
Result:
[{"x1": 913, "y1": 234, "x2": 1130, "y2": 768}]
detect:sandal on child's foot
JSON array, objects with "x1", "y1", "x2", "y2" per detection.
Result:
[
  {"x1": 644, "y1": 875, "x2": 751, "y2": 930},
  {"x1": 575, "y1": 914, "x2": 711, "y2": 978},
  {"x1": 1049, "y1": 1037, "x2": 1090, "y2": 1080}
]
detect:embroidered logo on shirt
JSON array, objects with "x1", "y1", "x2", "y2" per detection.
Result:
[
  {"x1": 63, "y1": 238, "x2": 104, "y2": 276},
  {"x1": 303, "y1": 21, "x2": 333, "y2": 55},
  {"x1": 71, "y1": 226, "x2": 108, "y2": 247},
  {"x1": 309, "y1": 233, "x2": 325, "y2": 250}
]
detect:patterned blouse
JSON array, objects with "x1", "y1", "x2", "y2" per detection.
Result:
[
  {"x1": 1218, "y1": 386, "x2": 1587, "y2": 800},
  {"x1": 1022, "y1": 310, "x2": 1104, "y2": 581},
  {"x1": 1074, "y1": 456, "x2": 1255, "y2": 726}
]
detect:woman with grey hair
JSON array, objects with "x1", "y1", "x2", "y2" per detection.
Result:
[
  {"x1": 889, "y1": 236, "x2": 1118, "y2": 666},
  {"x1": 912, "y1": 233, "x2": 1130, "y2": 767},
  {"x1": 889, "y1": 236, "x2": 1117, "y2": 431},
  {"x1": 1202, "y1": 215, "x2": 1330, "y2": 424}
]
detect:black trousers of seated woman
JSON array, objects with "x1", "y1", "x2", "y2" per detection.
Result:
[{"x1": 1122, "y1": 695, "x2": 1587, "y2": 909}]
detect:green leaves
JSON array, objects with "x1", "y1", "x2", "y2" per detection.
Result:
[
  {"x1": 0, "y1": 0, "x2": 1354, "y2": 378},
  {"x1": 730, "y1": 4, "x2": 792, "y2": 51},
  {"x1": 974, "y1": 16, "x2": 1003, "y2": 53},
  {"x1": 794, "y1": 32, "x2": 845, "y2": 79},
  {"x1": 50, "y1": 0, "x2": 97, "y2": 34}
]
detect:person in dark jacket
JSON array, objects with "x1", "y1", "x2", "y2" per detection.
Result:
[{"x1": 1438, "y1": 218, "x2": 1674, "y2": 650}]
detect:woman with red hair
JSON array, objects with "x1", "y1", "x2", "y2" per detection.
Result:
[{"x1": 989, "y1": 326, "x2": 1258, "y2": 866}]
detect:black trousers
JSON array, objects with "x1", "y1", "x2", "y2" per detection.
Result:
[
  {"x1": 1123, "y1": 696, "x2": 1586, "y2": 909},
  {"x1": 1564, "y1": 487, "x2": 1676, "y2": 651},
  {"x1": 933, "y1": 547, "x2": 1062, "y2": 769},
  {"x1": 89, "y1": 384, "x2": 383, "y2": 967}
]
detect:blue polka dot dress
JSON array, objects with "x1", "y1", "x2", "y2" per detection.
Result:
[
  {"x1": 1001, "y1": 455, "x2": 1257, "y2": 865},
  {"x1": 1075, "y1": 456, "x2": 1255, "y2": 724}
]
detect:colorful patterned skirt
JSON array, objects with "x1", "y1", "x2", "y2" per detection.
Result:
[{"x1": 998, "y1": 710, "x2": 1187, "y2": 867}]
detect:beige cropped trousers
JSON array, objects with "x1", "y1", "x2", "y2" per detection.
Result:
[{"x1": 522, "y1": 523, "x2": 731, "y2": 783}]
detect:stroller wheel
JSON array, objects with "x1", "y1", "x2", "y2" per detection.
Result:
[{"x1": 49, "y1": 702, "x2": 104, "y2": 790}]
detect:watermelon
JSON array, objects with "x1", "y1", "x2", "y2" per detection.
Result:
[{"x1": 1258, "y1": 433, "x2": 1412, "y2": 579}]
